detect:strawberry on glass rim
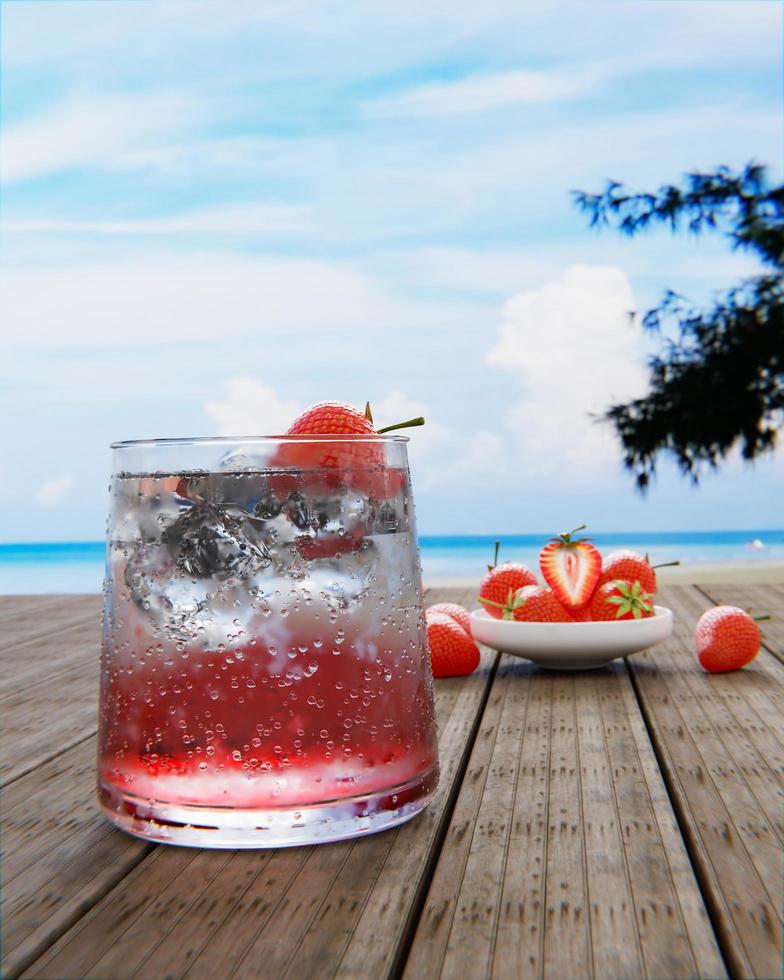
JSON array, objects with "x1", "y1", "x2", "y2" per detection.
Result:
[
  {"x1": 539, "y1": 524, "x2": 601, "y2": 610},
  {"x1": 269, "y1": 401, "x2": 424, "y2": 499}
]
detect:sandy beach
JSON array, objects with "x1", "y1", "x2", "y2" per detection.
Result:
[{"x1": 425, "y1": 559, "x2": 784, "y2": 591}]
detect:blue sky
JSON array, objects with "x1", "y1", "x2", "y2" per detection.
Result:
[{"x1": 1, "y1": 0, "x2": 782, "y2": 541}]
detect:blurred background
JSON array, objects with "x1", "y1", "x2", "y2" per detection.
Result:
[{"x1": 1, "y1": 0, "x2": 782, "y2": 590}]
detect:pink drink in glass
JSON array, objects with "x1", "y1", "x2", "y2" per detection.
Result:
[{"x1": 98, "y1": 436, "x2": 438, "y2": 847}]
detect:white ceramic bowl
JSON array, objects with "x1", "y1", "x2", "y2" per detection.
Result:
[{"x1": 469, "y1": 605, "x2": 674, "y2": 669}]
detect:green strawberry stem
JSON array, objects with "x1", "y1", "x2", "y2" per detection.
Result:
[
  {"x1": 488, "y1": 539, "x2": 501, "y2": 572},
  {"x1": 479, "y1": 596, "x2": 506, "y2": 609},
  {"x1": 364, "y1": 401, "x2": 374, "y2": 423},
  {"x1": 743, "y1": 607, "x2": 772, "y2": 621},
  {"x1": 554, "y1": 523, "x2": 588, "y2": 544},
  {"x1": 376, "y1": 416, "x2": 425, "y2": 434},
  {"x1": 652, "y1": 560, "x2": 680, "y2": 570}
]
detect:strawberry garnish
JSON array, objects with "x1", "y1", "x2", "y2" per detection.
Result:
[
  {"x1": 427, "y1": 602, "x2": 472, "y2": 634},
  {"x1": 288, "y1": 401, "x2": 377, "y2": 436},
  {"x1": 539, "y1": 524, "x2": 601, "y2": 610},
  {"x1": 694, "y1": 605, "x2": 770, "y2": 673},
  {"x1": 597, "y1": 549, "x2": 679, "y2": 596},
  {"x1": 426, "y1": 611, "x2": 480, "y2": 677},
  {"x1": 478, "y1": 541, "x2": 538, "y2": 619},
  {"x1": 590, "y1": 579, "x2": 655, "y2": 621},
  {"x1": 482, "y1": 584, "x2": 573, "y2": 623},
  {"x1": 270, "y1": 401, "x2": 423, "y2": 499}
]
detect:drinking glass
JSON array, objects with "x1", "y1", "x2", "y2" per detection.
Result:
[{"x1": 98, "y1": 435, "x2": 438, "y2": 847}]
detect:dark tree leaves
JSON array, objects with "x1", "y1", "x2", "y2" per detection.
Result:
[{"x1": 573, "y1": 163, "x2": 784, "y2": 489}]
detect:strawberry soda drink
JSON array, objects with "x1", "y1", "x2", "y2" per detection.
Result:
[{"x1": 99, "y1": 411, "x2": 438, "y2": 847}]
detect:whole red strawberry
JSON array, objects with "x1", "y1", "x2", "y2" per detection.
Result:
[
  {"x1": 694, "y1": 605, "x2": 767, "y2": 673},
  {"x1": 590, "y1": 579, "x2": 655, "y2": 621},
  {"x1": 484, "y1": 584, "x2": 573, "y2": 623},
  {"x1": 426, "y1": 611, "x2": 480, "y2": 677},
  {"x1": 597, "y1": 549, "x2": 679, "y2": 596},
  {"x1": 427, "y1": 602, "x2": 472, "y2": 634},
  {"x1": 539, "y1": 524, "x2": 601, "y2": 610},
  {"x1": 479, "y1": 541, "x2": 538, "y2": 619},
  {"x1": 271, "y1": 401, "x2": 423, "y2": 498},
  {"x1": 288, "y1": 401, "x2": 377, "y2": 436}
]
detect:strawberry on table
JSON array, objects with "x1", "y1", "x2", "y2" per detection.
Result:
[
  {"x1": 590, "y1": 579, "x2": 655, "y2": 621},
  {"x1": 694, "y1": 605, "x2": 769, "y2": 673},
  {"x1": 427, "y1": 602, "x2": 472, "y2": 634},
  {"x1": 597, "y1": 549, "x2": 679, "y2": 596},
  {"x1": 482, "y1": 584, "x2": 573, "y2": 623},
  {"x1": 539, "y1": 524, "x2": 601, "y2": 610},
  {"x1": 426, "y1": 611, "x2": 480, "y2": 677},
  {"x1": 478, "y1": 541, "x2": 538, "y2": 619}
]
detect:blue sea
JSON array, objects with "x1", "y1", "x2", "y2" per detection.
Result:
[{"x1": 0, "y1": 531, "x2": 782, "y2": 594}]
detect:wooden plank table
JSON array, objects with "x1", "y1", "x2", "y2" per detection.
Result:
[{"x1": 1, "y1": 584, "x2": 782, "y2": 979}]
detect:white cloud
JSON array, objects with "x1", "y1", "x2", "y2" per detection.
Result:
[
  {"x1": 1, "y1": 252, "x2": 473, "y2": 348},
  {"x1": 487, "y1": 264, "x2": 647, "y2": 482},
  {"x1": 371, "y1": 391, "x2": 506, "y2": 492},
  {"x1": 2, "y1": 204, "x2": 313, "y2": 236},
  {"x1": 366, "y1": 68, "x2": 586, "y2": 118},
  {"x1": 35, "y1": 475, "x2": 73, "y2": 507},
  {"x1": 1, "y1": 93, "x2": 200, "y2": 183},
  {"x1": 205, "y1": 378, "x2": 300, "y2": 436}
]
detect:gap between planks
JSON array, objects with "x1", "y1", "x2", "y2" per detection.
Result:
[{"x1": 625, "y1": 584, "x2": 783, "y2": 980}]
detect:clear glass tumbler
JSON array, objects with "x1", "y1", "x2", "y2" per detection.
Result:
[{"x1": 98, "y1": 435, "x2": 438, "y2": 847}]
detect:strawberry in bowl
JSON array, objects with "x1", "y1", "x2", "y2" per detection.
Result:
[
  {"x1": 539, "y1": 524, "x2": 601, "y2": 614},
  {"x1": 470, "y1": 526, "x2": 673, "y2": 669},
  {"x1": 478, "y1": 541, "x2": 538, "y2": 619}
]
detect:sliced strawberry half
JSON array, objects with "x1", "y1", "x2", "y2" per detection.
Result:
[{"x1": 539, "y1": 524, "x2": 601, "y2": 610}]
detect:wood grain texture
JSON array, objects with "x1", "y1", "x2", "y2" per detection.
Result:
[
  {"x1": 5, "y1": 587, "x2": 783, "y2": 980},
  {"x1": 1, "y1": 737, "x2": 152, "y2": 978},
  {"x1": 628, "y1": 584, "x2": 784, "y2": 980},
  {"x1": 0, "y1": 595, "x2": 100, "y2": 658},
  {"x1": 405, "y1": 654, "x2": 726, "y2": 980},
  {"x1": 20, "y1": 589, "x2": 500, "y2": 980},
  {"x1": 1, "y1": 658, "x2": 99, "y2": 786}
]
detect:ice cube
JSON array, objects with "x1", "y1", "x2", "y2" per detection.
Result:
[
  {"x1": 283, "y1": 491, "x2": 311, "y2": 530},
  {"x1": 162, "y1": 502, "x2": 271, "y2": 579},
  {"x1": 218, "y1": 446, "x2": 271, "y2": 471},
  {"x1": 122, "y1": 541, "x2": 208, "y2": 628}
]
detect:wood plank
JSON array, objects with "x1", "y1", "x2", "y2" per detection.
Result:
[
  {"x1": 628, "y1": 584, "x2": 784, "y2": 979},
  {"x1": 0, "y1": 595, "x2": 87, "y2": 616},
  {"x1": 405, "y1": 654, "x2": 727, "y2": 980},
  {"x1": 0, "y1": 617, "x2": 101, "y2": 697},
  {"x1": 1, "y1": 658, "x2": 98, "y2": 786},
  {"x1": 22, "y1": 588, "x2": 499, "y2": 980},
  {"x1": 696, "y1": 582, "x2": 784, "y2": 662},
  {"x1": 0, "y1": 595, "x2": 100, "y2": 658},
  {"x1": 1, "y1": 737, "x2": 152, "y2": 979}
]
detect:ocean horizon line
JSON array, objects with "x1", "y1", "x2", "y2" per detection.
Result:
[
  {"x1": 1, "y1": 530, "x2": 783, "y2": 595},
  {"x1": 1, "y1": 528, "x2": 783, "y2": 552}
]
